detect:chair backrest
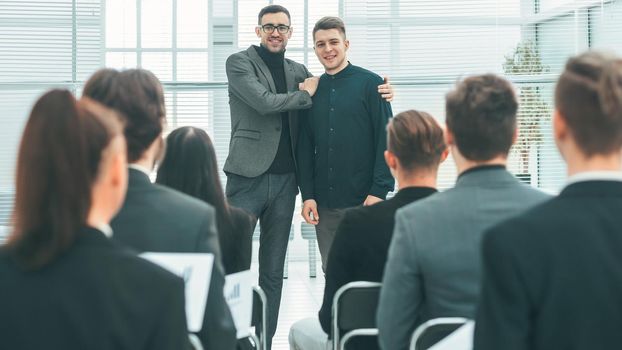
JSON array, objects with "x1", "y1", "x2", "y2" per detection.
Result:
[
  {"x1": 409, "y1": 317, "x2": 469, "y2": 350},
  {"x1": 300, "y1": 222, "x2": 315, "y2": 239},
  {"x1": 252, "y1": 286, "x2": 268, "y2": 350},
  {"x1": 332, "y1": 281, "x2": 382, "y2": 350}
]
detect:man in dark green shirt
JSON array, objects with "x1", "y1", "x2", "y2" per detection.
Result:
[{"x1": 297, "y1": 16, "x2": 394, "y2": 271}]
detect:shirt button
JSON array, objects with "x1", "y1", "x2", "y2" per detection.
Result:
[
  {"x1": 330, "y1": 128, "x2": 334, "y2": 132},
  {"x1": 329, "y1": 167, "x2": 333, "y2": 172},
  {"x1": 331, "y1": 89, "x2": 335, "y2": 92},
  {"x1": 329, "y1": 186, "x2": 334, "y2": 190},
  {"x1": 330, "y1": 108, "x2": 334, "y2": 111},
  {"x1": 329, "y1": 148, "x2": 333, "y2": 152}
]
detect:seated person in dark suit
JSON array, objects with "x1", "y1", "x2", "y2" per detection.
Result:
[
  {"x1": 156, "y1": 126, "x2": 254, "y2": 275},
  {"x1": 0, "y1": 90, "x2": 190, "y2": 349},
  {"x1": 289, "y1": 109, "x2": 447, "y2": 350},
  {"x1": 475, "y1": 51, "x2": 622, "y2": 350},
  {"x1": 82, "y1": 69, "x2": 237, "y2": 350}
]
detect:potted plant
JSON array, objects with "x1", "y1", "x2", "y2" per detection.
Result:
[{"x1": 502, "y1": 40, "x2": 551, "y2": 184}]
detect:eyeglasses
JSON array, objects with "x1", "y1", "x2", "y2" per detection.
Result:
[{"x1": 260, "y1": 24, "x2": 291, "y2": 34}]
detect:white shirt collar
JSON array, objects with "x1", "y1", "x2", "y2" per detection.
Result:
[
  {"x1": 93, "y1": 223, "x2": 113, "y2": 238},
  {"x1": 565, "y1": 171, "x2": 622, "y2": 188},
  {"x1": 128, "y1": 163, "x2": 152, "y2": 177}
]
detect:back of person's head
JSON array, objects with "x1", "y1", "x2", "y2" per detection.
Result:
[
  {"x1": 445, "y1": 74, "x2": 518, "y2": 161},
  {"x1": 6, "y1": 89, "x2": 125, "y2": 269},
  {"x1": 386, "y1": 109, "x2": 446, "y2": 172},
  {"x1": 156, "y1": 126, "x2": 228, "y2": 217},
  {"x1": 555, "y1": 51, "x2": 622, "y2": 156},
  {"x1": 83, "y1": 68, "x2": 166, "y2": 163}
]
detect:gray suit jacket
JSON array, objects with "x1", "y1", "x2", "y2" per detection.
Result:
[
  {"x1": 224, "y1": 46, "x2": 313, "y2": 178},
  {"x1": 377, "y1": 167, "x2": 550, "y2": 350}
]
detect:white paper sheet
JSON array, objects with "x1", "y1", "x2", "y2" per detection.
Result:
[
  {"x1": 428, "y1": 321, "x2": 474, "y2": 350},
  {"x1": 141, "y1": 252, "x2": 214, "y2": 332},
  {"x1": 224, "y1": 270, "x2": 254, "y2": 339}
]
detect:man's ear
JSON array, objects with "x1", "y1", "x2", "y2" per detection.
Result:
[
  {"x1": 255, "y1": 26, "x2": 261, "y2": 37},
  {"x1": 553, "y1": 109, "x2": 567, "y2": 143},
  {"x1": 384, "y1": 150, "x2": 396, "y2": 170},
  {"x1": 440, "y1": 148, "x2": 449, "y2": 163},
  {"x1": 444, "y1": 125, "x2": 455, "y2": 146}
]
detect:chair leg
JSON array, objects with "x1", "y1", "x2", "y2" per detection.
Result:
[
  {"x1": 308, "y1": 239, "x2": 317, "y2": 278},
  {"x1": 283, "y1": 248, "x2": 289, "y2": 279}
]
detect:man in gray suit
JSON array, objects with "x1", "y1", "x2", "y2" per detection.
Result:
[
  {"x1": 377, "y1": 74, "x2": 550, "y2": 350},
  {"x1": 225, "y1": 5, "x2": 393, "y2": 348}
]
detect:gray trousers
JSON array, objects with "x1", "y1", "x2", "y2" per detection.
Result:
[
  {"x1": 226, "y1": 172, "x2": 297, "y2": 350},
  {"x1": 316, "y1": 207, "x2": 348, "y2": 272}
]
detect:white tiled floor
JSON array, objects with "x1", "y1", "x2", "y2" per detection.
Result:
[{"x1": 249, "y1": 260, "x2": 325, "y2": 350}]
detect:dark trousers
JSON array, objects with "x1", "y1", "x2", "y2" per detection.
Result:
[{"x1": 226, "y1": 172, "x2": 297, "y2": 350}]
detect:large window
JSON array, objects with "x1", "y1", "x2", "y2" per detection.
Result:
[{"x1": 1, "y1": 0, "x2": 622, "y2": 228}]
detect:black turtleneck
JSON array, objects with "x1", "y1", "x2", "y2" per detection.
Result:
[{"x1": 254, "y1": 44, "x2": 295, "y2": 174}]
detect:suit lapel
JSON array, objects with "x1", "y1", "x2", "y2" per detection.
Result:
[
  {"x1": 284, "y1": 59, "x2": 296, "y2": 92},
  {"x1": 246, "y1": 46, "x2": 277, "y2": 93}
]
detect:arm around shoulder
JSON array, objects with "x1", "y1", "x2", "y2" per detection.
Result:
[{"x1": 226, "y1": 53, "x2": 312, "y2": 115}]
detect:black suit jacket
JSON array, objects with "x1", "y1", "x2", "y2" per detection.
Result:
[
  {"x1": 112, "y1": 168, "x2": 236, "y2": 350},
  {"x1": 474, "y1": 181, "x2": 622, "y2": 350},
  {"x1": 219, "y1": 206, "x2": 254, "y2": 275},
  {"x1": 318, "y1": 187, "x2": 437, "y2": 349},
  {"x1": 0, "y1": 227, "x2": 190, "y2": 350}
]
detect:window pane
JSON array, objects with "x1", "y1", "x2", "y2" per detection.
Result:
[
  {"x1": 237, "y1": 0, "x2": 268, "y2": 48},
  {"x1": 142, "y1": 52, "x2": 173, "y2": 81},
  {"x1": 106, "y1": 52, "x2": 137, "y2": 69},
  {"x1": 177, "y1": 0, "x2": 208, "y2": 48},
  {"x1": 177, "y1": 52, "x2": 209, "y2": 81},
  {"x1": 106, "y1": 0, "x2": 136, "y2": 48},
  {"x1": 142, "y1": 0, "x2": 172, "y2": 48}
]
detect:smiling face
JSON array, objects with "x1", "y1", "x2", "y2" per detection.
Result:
[
  {"x1": 255, "y1": 11, "x2": 292, "y2": 53},
  {"x1": 313, "y1": 28, "x2": 349, "y2": 74}
]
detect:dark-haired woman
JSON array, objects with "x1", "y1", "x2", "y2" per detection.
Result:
[
  {"x1": 0, "y1": 90, "x2": 190, "y2": 349},
  {"x1": 157, "y1": 126, "x2": 254, "y2": 274}
]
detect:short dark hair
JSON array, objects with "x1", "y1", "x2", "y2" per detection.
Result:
[
  {"x1": 258, "y1": 5, "x2": 290, "y2": 25},
  {"x1": 8, "y1": 90, "x2": 123, "y2": 269},
  {"x1": 445, "y1": 74, "x2": 518, "y2": 161},
  {"x1": 555, "y1": 51, "x2": 622, "y2": 156},
  {"x1": 313, "y1": 16, "x2": 346, "y2": 40},
  {"x1": 387, "y1": 110, "x2": 446, "y2": 171},
  {"x1": 84, "y1": 68, "x2": 166, "y2": 162}
]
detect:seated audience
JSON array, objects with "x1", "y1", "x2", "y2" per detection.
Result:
[
  {"x1": 156, "y1": 126, "x2": 254, "y2": 275},
  {"x1": 377, "y1": 74, "x2": 550, "y2": 350},
  {"x1": 82, "y1": 68, "x2": 237, "y2": 350},
  {"x1": 289, "y1": 110, "x2": 447, "y2": 350},
  {"x1": 0, "y1": 90, "x2": 190, "y2": 349},
  {"x1": 474, "y1": 51, "x2": 622, "y2": 350}
]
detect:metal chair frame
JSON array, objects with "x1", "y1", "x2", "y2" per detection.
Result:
[
  {"x1": 252, "y1": 285, "x2": 268, "y2": 350},
  {"x1": 409, "y1": 317, "x2": 469, "y2": 350},
  {"x1": 332, "y1": 281, "x2": 382, "y2": 350}
]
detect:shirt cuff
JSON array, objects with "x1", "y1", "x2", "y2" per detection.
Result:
[{"x1": 368, "y1": 184, "x2": 389, "y2": 200}]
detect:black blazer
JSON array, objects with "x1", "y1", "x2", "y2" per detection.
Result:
[
  {"x1": 318, "y1": 187, "x2": 437, "y2": 348},
  {"x1": 111, "y1": 168, "x2": 236, "y2": 350},
  {"x1": 219, "y1": 206, "x2": 254, "y2": 275},
  {"x1": 0, "y1": 227, "x2": 190, "y2": 350},
  {"x1": 474, "y1": 181, "x2": 622, "y2": 350}
]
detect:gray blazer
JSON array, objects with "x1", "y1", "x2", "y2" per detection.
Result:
[
  {"x1": 224, "y1": 46, "x2": 313, "y2": 178},
  {"x1": 377, "y1": 167, "x2": 550, "y2": 350}
]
